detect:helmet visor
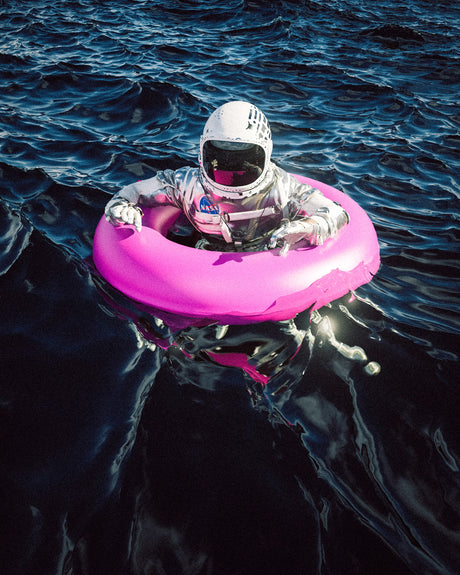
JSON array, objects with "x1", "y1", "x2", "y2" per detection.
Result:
[{"x1": 202, "y1": 140, "x2": 265, "y2": 187}]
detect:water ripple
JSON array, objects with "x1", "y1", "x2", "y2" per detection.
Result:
[{"x1": 1, "y1": 1, "x2": 459, "y2": 574}]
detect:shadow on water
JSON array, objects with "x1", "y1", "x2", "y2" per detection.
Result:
[{"x1": 63, "y1": 275, "x2": 459, "y2": 575}]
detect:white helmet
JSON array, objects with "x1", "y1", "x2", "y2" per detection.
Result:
[{"x1": 199, "y1": 101, "x2": 273, "y2": 199}]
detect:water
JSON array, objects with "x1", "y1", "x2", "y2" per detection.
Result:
[{"x1": 1, "y1": 1, "x2": 459, "y2": 574}]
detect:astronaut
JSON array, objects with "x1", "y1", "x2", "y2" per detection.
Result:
[{"x1": 105, "y1": 101, "x2": 349, "y2": 254}]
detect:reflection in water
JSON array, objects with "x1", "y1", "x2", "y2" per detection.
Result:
[{"x1": 70, "y1": 282, "x2": 450, "y2": 575}]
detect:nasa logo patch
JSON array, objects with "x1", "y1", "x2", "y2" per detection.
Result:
[{"x1": 199, "y1": 196, "x2": 219, "y2": 214}]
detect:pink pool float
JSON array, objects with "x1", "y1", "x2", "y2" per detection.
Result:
[{"x1": 93, "y1": 175, "x2": 380, "y2": 325}]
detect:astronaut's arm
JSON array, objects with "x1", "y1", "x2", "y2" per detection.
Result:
[
  {"x1": 104, "y1": 170, "x2": 180, "y2": 232},
  {"x1": 296, "y1": 188, "x2": 349, "y2": 245},
  {"x1": 270, "y1": 183, "x2": 349, "y2": 253}
]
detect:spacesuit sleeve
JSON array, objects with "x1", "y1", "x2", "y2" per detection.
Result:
[
  {"x1": 105, "y1": 169, "x2": 184, "y2": 212},
  {"x1": 288, "y1": 176, "x2": 349, "y2": 243}
]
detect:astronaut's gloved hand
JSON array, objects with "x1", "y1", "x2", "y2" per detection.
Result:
[
  {"x1": 269, "y1": 219, "x2": 319, "y2": 256},
  {"x1": 105, "y1": 198, "x2": 143, "y2": 232}
]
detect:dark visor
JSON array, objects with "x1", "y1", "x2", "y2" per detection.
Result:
[{"x1": 203, "y1": 140, "x2": 265, "y2": 187}]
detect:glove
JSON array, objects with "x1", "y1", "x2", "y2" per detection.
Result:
[
  {"x1": 269, "y1": 219, "x2": 319, "y2": 256},
  {"x1": 105, "y1": 198, "x2": 143, "y2": 232}
]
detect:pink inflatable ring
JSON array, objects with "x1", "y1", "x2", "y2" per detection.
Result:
[{"x1": 93, "y1": 175, "x2": 380, "y2": 325}]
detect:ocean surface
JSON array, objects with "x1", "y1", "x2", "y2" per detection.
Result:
[{"x1": 1, "y1": 1, "x2": 459, "y2": 574}]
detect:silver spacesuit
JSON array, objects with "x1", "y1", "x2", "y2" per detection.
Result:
[{"x1": 105, "y1": 101, "x2": 349, "y2": 253}]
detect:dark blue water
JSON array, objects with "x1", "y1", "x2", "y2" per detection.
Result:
[{"x1": 1, "y1": 1, "x2": 459, "y2": 574}]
